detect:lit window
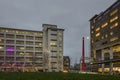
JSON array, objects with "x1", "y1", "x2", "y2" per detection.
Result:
[
  {"x1": 96, "y1": 32, "x2": 100, "y2": 37},
  {"x1": 101, "y1": 23, "x2": 108, "y2": 28},
  {"x1": 50, "y1": 42, "x2": 56, "y2": 46},
  {"x1": 110, "y1": 32, "x2": 113, "y2": 35},
  {"x1": 102, "y1": 36, "x2": 104, "y2": 39},
  {"x1": 20, "y1": 47, "x2": 24, "y2": 50},
  {"x1": 91, "y1": 31, "x2": 94, "y2": 34},
  {"x1": 105, "y1": 34, "x2": 108, "y2": 38},
  {"x1": 110, "y1": 22, "x2": 118, "y2": 29},
  {"x1": 40, "y1": 33, "x2": 43, "y2": 36},
  {"x1": 58, "y1": 32, "x2": 62, "y2": 36},
  {"x1": 92, "y1": 40, "x2": 94, "y2": 43},
  {"x1": 92, "y1": 26, "x2": 94, "y2": 29},
  {"x1": 16, "y1": 31, "x2": 18, "y2": 34},
  {"x1": 0, "y1": 46, "x2": 4, "y2": 49},
  {"x1": 110, "y1": 37, "x2": 118, "y2": 42},
  {"x1": 39, "y1": 43, "x2": 42, "y2": 46},
  {"x1": 110, "y1": 16, "x2": 118, "y2": 23},
  {"x1": 96, "y1": 27, "x2": 100, "y2": 32},
  {"x1": 6, "y1": 30, "x2": 8, "y2": 32},
  {"x1": 115, "y1": 22, "x2": 118, "y2": 26},
  {"x1": 110, "y1": 9, "x2": 118, "y2": 16}
]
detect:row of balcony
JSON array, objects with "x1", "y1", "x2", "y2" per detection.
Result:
[
  {"x1": 0, "y1": 40, "x2": 42, "y2": 45},
  {"x1": 0, "y1": 33, "x2": 43, "y2": 40}
]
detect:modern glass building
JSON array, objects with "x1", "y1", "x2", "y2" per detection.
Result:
[
  {"x1": 0, "y1": 24, "x2": 64, "y2": 72},
  {"x1": 90, "y1": 0, "x2": 120, "y2": 74}
]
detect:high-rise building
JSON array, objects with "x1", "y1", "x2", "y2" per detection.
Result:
[
  {"x1": 0, "y1": 24, "x2": 64, "y2": 72},
  {"x1": 43, "y1": 24, "x2": 64, "y2": 72},
  {"x1": 90, "y1": 1, "x2": 120, "y2": 74}
]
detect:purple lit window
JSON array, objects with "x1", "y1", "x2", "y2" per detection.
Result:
[{"x1": 6, "y1": 46, "x2": 14, "y2": 55}]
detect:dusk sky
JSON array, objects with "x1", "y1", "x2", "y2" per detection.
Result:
[{"x1": 0, "y1": 0, "x2": 116, "y2": 65}]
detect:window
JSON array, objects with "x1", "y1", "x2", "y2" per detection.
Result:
[
  {"x1": 110, "y1": 37, "x2": 118, "y2": 42},
  {"x1": 101, "y1": 22, "x2": 108, "y2": 28},
  {"x1": 96, "y1": 32, "x2": 100, "y2": 37},
  {"x1": 6, "y1": 46, "x2": 14, "y2": 55},
  {"x1": 35, "y1": 37, "x2": 42, "y2": 40},
  {"x1": 6, "y1": 40, "x2": 14, "y2": 44},
  {"x1": 0, "y1": 39, "x2": 4, "y2": 43},
  {"x1": 26, "y1": 41, "x2": 33, "y2": 45},
  {"x1": 26, "y1": 47, "x2": 33, "y2": 50},
  {"x1": 51, "y1": 39, "x2": 57, "y2": 41},
  {"x1": 35, "y1": 47, "x2": 42, "y2": 51},
  {"x1": 16, "y1": 40, "x2": 24, "y2": 45},
  {"x1": 0, "y1": 33, "x2": 4, "y2": 38},
  {"x1": 110, "y1": 32, "x2": 113, "y2": 35},
  {"x1": 16, "y1": 35, "x2": 24, "y2": 39},
  {"x1": 0, "y1": 45, "x2": 4, "y2": 49},
  {"x1": 91, "y1": 26, "x2": 94, "y2": 29},
  {"x1": 101, "y1": 36, "x2": 104, "y2": 39},
  {"x1": 110, "y1": 22, "x2": 118, "y2": 29},
  {"x1": 51, "y1": 34, "x2": 57, "y2": 36},
  {"x1": 110, "y1": 9, "x2": 118, "y2": 16},
  {"x1": 16, "y1": 46, "x2": 24, "y2": 50},
  {"x1": 50, "y1": 42, "x2": 56, "y2": 46},
  {"x1": 110, "y1": 16, "x2": 118, "y2": 23},
  {"x1": 92, "y1": 40, "x2": 94, "y2": 43},
  {"x1": 26, "y1": 36, "x2": 34, "y2": 40},
  {"x1": 6, "y1": 30, "x2": 8, "y2": 32},
  {"x1": 35, "y1": 42, "x2": 42, "y2": 46},
  {"x1": 6, "y1": 34, "x2": 14, "y2": 38},
  {"x1": 91, "y1": 31, "x2": 94, "y2": 34},
  {"x1": 105, "y1": 34, "x2": 108, "y2": 38},
  {"x1": 96, "y1": 27, "x2": 100, "y2": 32}
]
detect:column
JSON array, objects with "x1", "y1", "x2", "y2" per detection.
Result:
[
  {"x1": 102, "y1": 49, "x2": 104, "y2": 74},
  {"x1": 110, "y1": 47, "x2": 113, "y2": 75}
]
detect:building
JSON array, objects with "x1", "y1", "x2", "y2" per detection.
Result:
[
  {"x1": 63, "y1": 56, "x2": 70, "y2": 72},
  {"x1": 43, "y1": 24, "x2": 64, "y2": 72},
  {"x1": 90, "y1": 0, "x2": 120, "y2": 74},
  {"x1": 0, "y1": 24, "x2": 64, "y2": 72}
]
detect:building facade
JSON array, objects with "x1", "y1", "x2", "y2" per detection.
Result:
[
  {"x1": 90, "y1": 0, "x2": 120, "y2": 74},
  {"x1": 63, "y1": 56, "x2": 70, "y2": 72},
  {"x1": 0, "y1": 24, "x2": 64, "y2": 72},
  {"x1": 43, "y1": 24, "x2": 64, "y2": 72}
]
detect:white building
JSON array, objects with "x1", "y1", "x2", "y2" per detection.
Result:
[
  {"x1": 43, "y1": 24, "x2": 64, "y2": 72},
  {"x1": 0, "y1": 24, "x2": 64, "y2": 72}
]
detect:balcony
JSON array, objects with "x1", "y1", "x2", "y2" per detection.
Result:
[
  {"x1": 16, "y1": 35, "x2": 24, "y2": 40},
  {"x1": 26, "y1": 36, "x2": 34, "y2": 41},
  {"x1": 6, "y1": 34, "x2": 15, "y2": 39},
  {"x1": 16, "y1": 41, "x2": 24, "y2": 45},
  {"x1": 0, "y1": 39, "x2": 4, "y2": 44}
]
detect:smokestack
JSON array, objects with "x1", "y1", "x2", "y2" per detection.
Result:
[{"x1": 82, "y1": 37, "x2": 86, "y2": 71}]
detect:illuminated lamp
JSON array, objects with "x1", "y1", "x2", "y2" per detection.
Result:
[{"x1": 6, "y1": 46, "x2": 14, "y2": 55}]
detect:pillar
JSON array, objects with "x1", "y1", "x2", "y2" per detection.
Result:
[
  {"x1": 102, "y1": 49, "x2": 104, "y2": 74},
  {"x1": 110, "y1": 47, "x2": 113, "y2": 75}
]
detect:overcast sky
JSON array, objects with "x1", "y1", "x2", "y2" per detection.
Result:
[{"x1": 0, "y1": 0, "x2": 116, "y2": 65}]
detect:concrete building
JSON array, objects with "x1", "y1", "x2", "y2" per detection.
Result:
[
  {"x1": 43, "y1": 24, "x2": 64, "y2": 72},
  {"x1": 0, "y1": 24, "x2": 64, "y2": 72},
  {"x1": 90, "y1": 0, "x2": 120, "y2": 74},
  {"x1": 63, "y1": 56, "x2": 70, "y2": 72}
]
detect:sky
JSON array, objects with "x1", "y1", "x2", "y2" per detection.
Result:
[{"x1": 0, "y1": 0, "x2": 116, "y2": 65}]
